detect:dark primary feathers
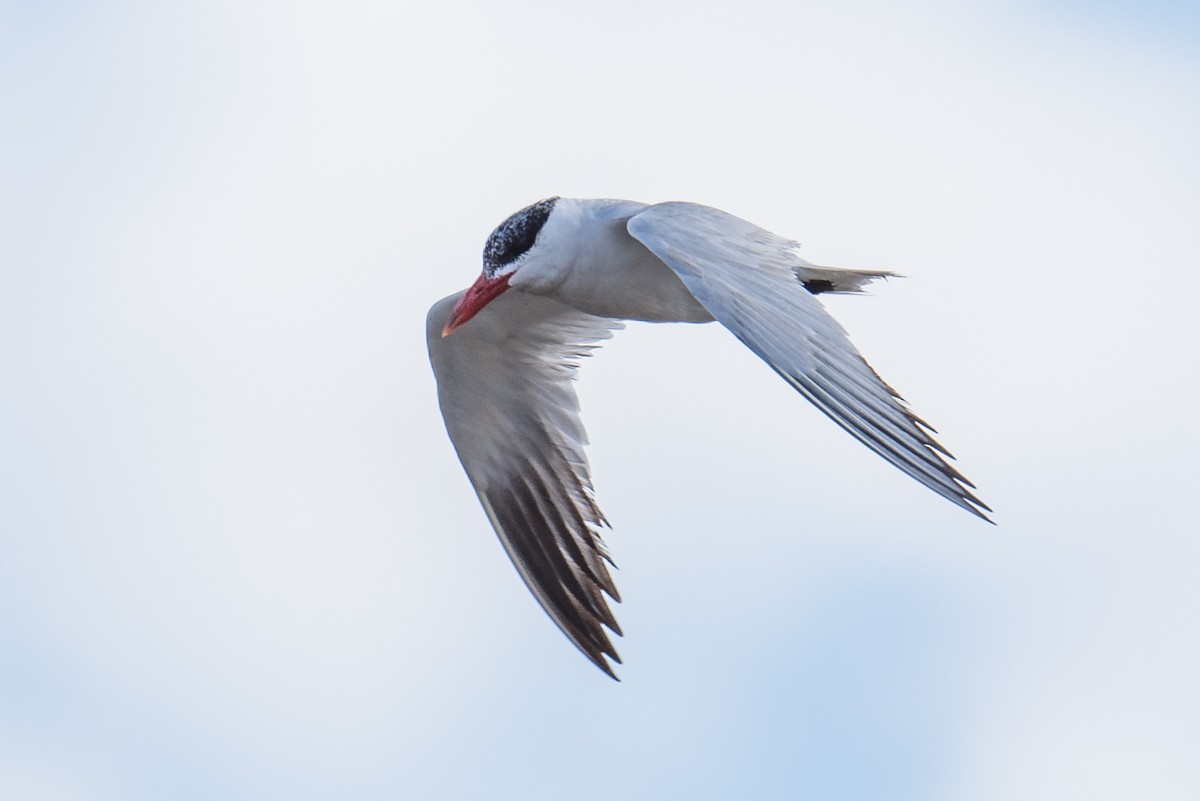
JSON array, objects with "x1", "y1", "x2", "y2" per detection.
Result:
[{"x1": 426, "y1": 290, "x2": 624, "y2": 677}]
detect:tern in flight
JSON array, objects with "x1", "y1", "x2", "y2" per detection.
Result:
[{"x1": 427, "y1": 198, "x2": 990, "y2": 678}]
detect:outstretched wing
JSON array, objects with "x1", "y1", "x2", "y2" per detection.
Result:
[
  {"x1": 427, "y1": 290, "x2": 625, "y2": 677},
  {"x1": 627, "y1": 202, "x2": 991, "y2": 521}
]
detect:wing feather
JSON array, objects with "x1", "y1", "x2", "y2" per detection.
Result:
[
  {"x1": 627, "y1": 202, "x2": 991, "y2": 520},
  {"x1": 427, "y1": 290, "x2": 624, "y2": 677}
]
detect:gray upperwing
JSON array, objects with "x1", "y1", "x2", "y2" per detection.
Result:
[{"x1": 626, "y1": 202, "x2": 991, "y2": 521}]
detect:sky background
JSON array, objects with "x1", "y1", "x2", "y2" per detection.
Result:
[{"x1": 2, "y1": 1, "x2": 1198, "y2": 799}]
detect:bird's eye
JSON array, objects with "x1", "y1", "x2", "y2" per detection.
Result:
[{"x1": 483, "y1": 197, "x2": 558, "y2": 275}]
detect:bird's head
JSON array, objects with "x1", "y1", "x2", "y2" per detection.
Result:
[{"x1": 442, "y1": 197, "x2": 561, "y2": 336}]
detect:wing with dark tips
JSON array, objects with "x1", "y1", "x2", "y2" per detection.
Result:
[
  {"x1": 628, "y1": 202, "x2": 991, "y2": 521},
  {"x1": 427, "y1": 290, "x2": 625, "y2": 677}
]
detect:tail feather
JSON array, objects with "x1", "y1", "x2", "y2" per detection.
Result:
[{"x1": 795, "y1": 259, "x2": 898, "y2": 295}]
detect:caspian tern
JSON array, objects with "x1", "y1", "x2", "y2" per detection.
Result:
[{"x1": 427, "y1": 197, "x2": 990, "y2": 678}]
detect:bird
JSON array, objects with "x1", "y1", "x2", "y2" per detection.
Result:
[{"x1": 426, "y1": 197, "x2": 990, "y2": 678}]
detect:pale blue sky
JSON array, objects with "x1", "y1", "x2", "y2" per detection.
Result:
[{"x1": 2, "y1": 2, "x2": 1198, "y2": 799}]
